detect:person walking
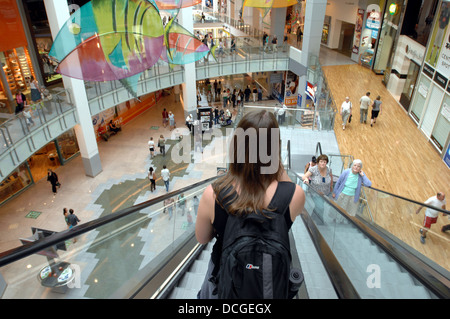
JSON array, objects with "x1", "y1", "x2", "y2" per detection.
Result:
[
  {"x1": 68, "y1": 209, "x2": 80, "y2": 243},
  {"x1": 169, "y1": 111, "x2": 175, "y2": 130},
  {"x1": 416, "y1": 192, "x2": 446, "y2": 244},
  {"x1": 252, "y1": 86, "x2": 257, "y2": 102},
  {"x1": 370, "y1": 95, "x2": 382, "y2": 127},
  {"x1": 164, "y1": 197, "x2": 175, "y2": 220},
  {"x1": 148, "y1": 137, "x2": 155, "y2": 158},
  {"x1": 341, "y1": 96, "x2": 352, "y2": 130},
  {"x1": 359, "y1": 92, "x2": 371, "y2": 124},
  {"x1": 47, "y1": 169, "x2": 59, "y2": 195},
  {"x1": 148, "y1": 167, "x2": 156, "y2": 192},
  {"x1": 161, "y1": 165, "x2": 170, "y2": 192},
  {"x1": 162, "y1": 108, "x2": 169, "y2": 128},
  {"x1": 30, "y1": 76, "x2": 43, "y2": 105},
  {"x1": 158, "y1": 134, "x2": 166, "y2": 156},
  {"x1": 271, "y1": 36, "x2": 278, "y2": 52},
  {"x1": 15, "y1": 89, "x2": 27, "y2": 114},
  {"x1": 63, "y1": 208, "x2": 70, "y2": 229},
  {"x1": 244, "y1": 85, "x2": 251, "y2": 102},
  {"x1": 296, "y1": 25, "x2": 303, "y2": 47},
  {"x1": 178, "y1": 193, "x2": 186, "y2": 216}
]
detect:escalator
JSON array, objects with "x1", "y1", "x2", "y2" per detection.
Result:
[{"x1": 0, "y1": 171, "x2": 448, "y2": 299}]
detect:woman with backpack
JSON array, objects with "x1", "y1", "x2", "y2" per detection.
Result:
[{"x1": 195, "y1": 110, "x2": 305, "y2": 299}]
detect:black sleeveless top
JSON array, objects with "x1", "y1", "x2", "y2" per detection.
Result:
[{"x1": 210, "y1": 181, "x2": 296, "y2": 274}]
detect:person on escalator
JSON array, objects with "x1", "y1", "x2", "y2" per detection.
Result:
[
  {"x1": 195, "y1": 110, "x2": 305, "y2": 299},
  {"x1": 332, "y1": 159, "x2": 372, "y2": 217},
  {"x1": 302, "y1": 154, "x2": 333, "y2": 224}
]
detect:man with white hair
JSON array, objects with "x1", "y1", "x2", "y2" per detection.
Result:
[{"x1": 416, "y1": 192, "x2": 446, "y2": 244}]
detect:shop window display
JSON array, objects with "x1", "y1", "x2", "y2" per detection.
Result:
[
  {"x1": 0, "y1": 164, "x2": 32, "y2": 205},
  {"x1": 430, "y1": 95, "x2": 450, "y2": 151},
  {"x1": 56, "y1": 129, "x2": 80, "y2": 162},
  {"x1": 410, "y1": 74, "x2": 431, "y2": 123},
  {"x1": 399, "y1": 61, "x2": 420, "y2": 111}
]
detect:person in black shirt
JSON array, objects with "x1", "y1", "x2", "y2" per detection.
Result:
[{"x1": 47, "y1": 169, "x2": 59, "y2": 195}]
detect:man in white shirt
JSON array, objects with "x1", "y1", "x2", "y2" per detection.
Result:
[
  {"x1": 416, "y1": 192, "x2": 446, "y2": 244},
  {"x1": 161, "y1": 165, "x2": 170, "y2": 192},
  {"x1": 359, "y1": 92, "x2": 371, "y2": 124}
]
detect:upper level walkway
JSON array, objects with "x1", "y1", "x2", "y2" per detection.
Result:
[{"x1": 0, "y1": 37, "x2": 310, "y2": 181}]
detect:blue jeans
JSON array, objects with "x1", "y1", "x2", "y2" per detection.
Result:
[{"x1": 164, "y1": 180, "x2": 169, "y2": 192}]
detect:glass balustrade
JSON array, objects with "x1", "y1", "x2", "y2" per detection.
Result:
[
  {"x1": 289, "y1": 171, "x2": 440, "y2": 299},
  {"x1": 243, "y1": 105, "x2": 335, "y2": 131},
  {"x1": 0, "y1": 89, "x2": 74, "y2": 156},
  {"x1": 360, "y1": 186, "x2": 450, "y2": 272},
  {"x1": 0, "y1": 179, "x2": 213, "y2": 299}
]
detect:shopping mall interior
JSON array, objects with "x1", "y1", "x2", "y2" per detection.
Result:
[{"x1": 0, "y1": 0, "x2": 448, "y2": 301}]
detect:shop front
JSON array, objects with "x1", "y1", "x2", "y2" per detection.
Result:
[
  {"x1": 0, "y1": 128, "x2": 80, "y2": 206},
  {"x1": 0, "y1": 1, "x2": 37, "y2": 113},
  {"x1": 408, "y1": 1, "x2": 450, "y2": 155}
]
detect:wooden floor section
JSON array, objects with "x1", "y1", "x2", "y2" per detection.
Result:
[{"x1": 322, "y1": 64, "x2": 450, "y2": 272}]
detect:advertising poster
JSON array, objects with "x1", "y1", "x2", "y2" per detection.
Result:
[
  {"x1": 353, "y1": 9, "x2": 365, "y2": 54},
  {"x1": 425, "y1": 1, "x2": 450, "y2": 68},
  {"x1": 284, "y1": 71, "x2": 300, "y2": 107},
  {"x1": 270, "y1": 72, "x2": 284, "y2": 103}
]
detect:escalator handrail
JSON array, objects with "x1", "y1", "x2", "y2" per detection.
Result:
[
  {"x1": 0, "y1": 175, "x2": 220, "y2": 268},
  {"x1": 315, "y1": 142, "x2": 322, "y2": 157},
  {"x1": 289, "y1": 170, "x2": 450, "y2": 298},
  {"x1": 365, "y1": 185, "x2": 450, "y2": 216}
]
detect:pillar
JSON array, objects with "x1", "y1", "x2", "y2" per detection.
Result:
[
  {"x1": 178, "y1": 6, "x2": 198, "y2": 116},
  {"x1": 301, "y1": 0, "x2": 327, "y2": 67},
  {"x1": 270, "y1": 7, "x2": 287, "y2": 42},
  {"x1": 44, "y1": 0, "x2": 102, "y2": 177}
]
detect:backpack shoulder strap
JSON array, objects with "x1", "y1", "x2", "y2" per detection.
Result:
[{"x1": 268, "y1": 181, "x2": 296, "y2": 214}]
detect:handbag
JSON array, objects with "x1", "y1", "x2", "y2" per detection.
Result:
[{"x1": 348, "y1": 114, "x2": 352, "y2": 123}]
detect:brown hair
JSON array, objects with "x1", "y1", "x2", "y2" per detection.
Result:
[
  {"x1": 212, "y1": 110, "x2": 283, "y2": 216},
  {"x1": 316, "y1": 154, "x2": 329, "y2": 163}
]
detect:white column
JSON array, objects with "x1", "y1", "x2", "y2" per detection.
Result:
[
  {"x1": 178, "y1": 6, "x2": 198, "y2": 115},
  {"x1": 301, "y1": 0, "x2": 327, "y2": 67},
  {"x1": 44, "y1": 0, "x2": 102, "y2": 177},
  {"x1": 270, "y1": 7, "x2": 287, "y2": 41}
]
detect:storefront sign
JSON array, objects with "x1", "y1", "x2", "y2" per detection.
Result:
[
  {"x1": 366, "y1": 10, "x2": 381, "y2": 30},
  {"x1": 418, "y1": 82, "x2": 429, "y2": 98},
  {"x1": 444, "y1": 142, "x2": 450, "y2": 169},
  {"x1": 434, "y1": 71, "x2": 448, "y2": 88},
  {"x1": 441, "y1": 102, "x2": 450, "y2": 122},
  {"x1": 425, "y1": 1, "x2": 450, "y2": 68},
  {"x1": 353, "y1": 9, "x2": 365, "y2": 54},
  {"x1": 405, "y1": 42, "x2": 425, "y2": 65},
  {"x1": 423, "y1": 63, "x2": 435, "y2": 78},
  {"x1": 0, "y1": 0, "x2": 28, "y2": 51},
  {"x1": 306, "y1": 82, "x2": 317, "y2": 102}
]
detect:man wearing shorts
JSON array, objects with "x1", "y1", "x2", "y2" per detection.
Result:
[{"x1": 416, "y1": 192, "x2": 446, "y2": 244}]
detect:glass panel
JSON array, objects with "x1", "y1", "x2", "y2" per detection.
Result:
[
  {"x1": 56, "y1": 129, "x2": 79, "y2": 161},
  {"x1": 362, "y1": 187, "x2": 449, "y2": 272},
  {"x1": 430, "y1": 95, "x2": 450, "y2": 150},
  {"x1": 0, "y1": 163, "x2": 32, "y2": 204},
  {"x1": 400, "y1": 61, "x2": 420, "y2": 103},
  {"x1": 410, "y1": 74, "x2": 431, "y2": 121},
  {"x1": 292, "y1": 175, "x2": 440, "y2": 299},
  {"x1": 0, "y1": 182, "x2": 208, "y2": 299}
]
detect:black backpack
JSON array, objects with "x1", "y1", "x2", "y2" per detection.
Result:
[{"x1": 216, "y1": 182, "x2": 301, "y2": 299}]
